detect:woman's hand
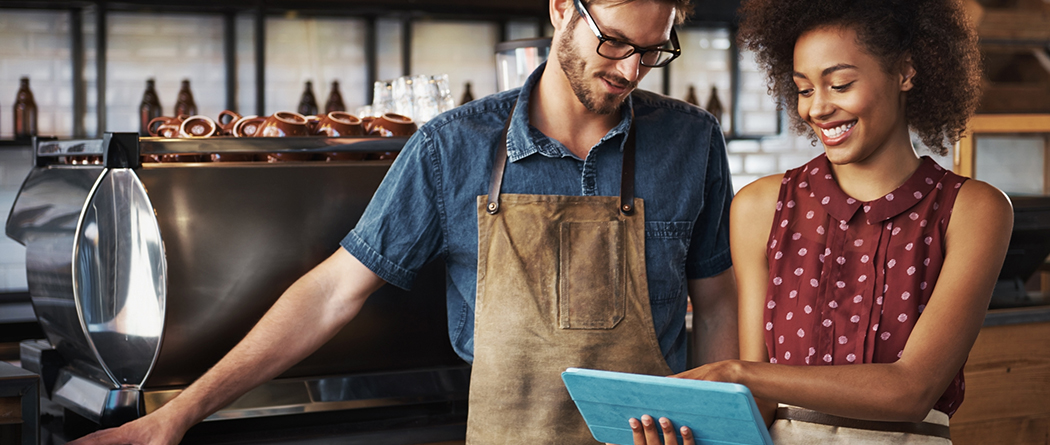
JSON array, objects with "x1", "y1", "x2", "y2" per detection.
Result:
[
  {"x1": 672, "y1": 359, "x2": 742, "y2": 383},
  {"x1": 621, "y1": 415, "x2": 694, "y2": 445}
]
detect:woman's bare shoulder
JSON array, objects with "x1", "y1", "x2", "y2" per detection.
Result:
[{"x1": 733, "y1": 174, "x2": 784, "y2": 217}]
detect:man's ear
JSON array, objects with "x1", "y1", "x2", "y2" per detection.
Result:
[
  {"x1": 900, "y1": 55, "x2": 916, "y2": 92},
  {"x1": 550, "y1": 0, "x2": 574, "y2": 32}
]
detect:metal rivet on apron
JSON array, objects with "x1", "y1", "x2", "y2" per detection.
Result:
[
  {"x1": 621, "y1": 204, "x2": 632, "y2": 214},
  {"x1": 487, "y1": 202, "x2": 499, "y2": 214}
]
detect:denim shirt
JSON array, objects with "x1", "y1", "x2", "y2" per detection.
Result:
[{"x1": 342, "y1": 63, "x2": 732, "y2": 372}]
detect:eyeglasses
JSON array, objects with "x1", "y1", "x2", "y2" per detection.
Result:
[{"x1": 572, "y1": 0, "x2": 681, "y2": 68}]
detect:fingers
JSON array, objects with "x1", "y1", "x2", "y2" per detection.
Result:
[
  {"x1": 641, "y1": 415, "x2": 663, "y2": 444},
  {"x1": 659, "y1": 417, "x2": 678, "y2": 445},
  {"x1": 630, "y1": 417, "x2": 646, "y2": 445},
  {"x1": 681, "y1": 425, "x2": 696, "y2": 445}
]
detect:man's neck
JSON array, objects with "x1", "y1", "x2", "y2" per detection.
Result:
[{"x1": 529, "y1": 62, "x2": 623, "y2": 159}]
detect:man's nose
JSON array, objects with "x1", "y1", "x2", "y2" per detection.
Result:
[{"x1": 616, "y1": 53, "x2": 643, "y2": 83}]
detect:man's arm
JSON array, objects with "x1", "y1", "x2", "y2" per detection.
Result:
[
  {"x1": 688, "y1": 268, "x2": 739, "y2": 366},
  {"x1": 72, "y1": 248, "x2": 385, "y2": 445}
]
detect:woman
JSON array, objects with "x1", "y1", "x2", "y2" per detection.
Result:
[{"x1": 629, "y1": 0, "x2": 1012, "y2": 443}]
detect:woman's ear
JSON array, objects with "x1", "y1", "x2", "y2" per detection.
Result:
[
  {"x1": 900, "y1": 56, "x2": 917, "y2": 92},
  {"x1": 550, "y1": 0, "x2": 574, "y2": 32}
]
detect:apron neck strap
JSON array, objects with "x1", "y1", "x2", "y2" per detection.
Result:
[{"x1": 486, "y1": 101, "x2": 637, "y2": 216}]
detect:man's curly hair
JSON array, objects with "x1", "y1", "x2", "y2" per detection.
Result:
[{"x1": 737, "y1": 0, "x2": 982, "y2": 155}]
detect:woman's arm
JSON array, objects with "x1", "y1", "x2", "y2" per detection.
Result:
[{"x1": 680, "y1": 179, "x2": 1013, "y2": 422}]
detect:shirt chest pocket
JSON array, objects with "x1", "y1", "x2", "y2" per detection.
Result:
[{"x1": 645, "y1": 221, "x2": 693, "y2": 305}]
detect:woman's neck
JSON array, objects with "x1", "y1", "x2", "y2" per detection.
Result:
[{"x1": 830, "y1": 130, "x2": 922, "y2": 202}]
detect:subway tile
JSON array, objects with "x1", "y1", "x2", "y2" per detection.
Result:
[
  {"x1": 727, "y1": 140, "x2": 761, "y2": 154},
  {"x1": 726, "y1": 154, "x2": 743, "y2": 175},
  {"x1": 6, "y1": 264, "x2": 29, "y2": 292},
  {"x1": 744, "y1": 154, "x2": 777, "y2": 175}
]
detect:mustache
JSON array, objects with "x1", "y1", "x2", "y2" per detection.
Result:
[{"x1": 596, "y1": 72, "x2": 636, "y2": 90}]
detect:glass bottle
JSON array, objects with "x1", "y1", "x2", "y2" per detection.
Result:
[
  {"x1": 174, "y1": 79, "x2": 197, "y2": 117},
  {"x1": 139, "y1": 79, "x2": 163, "y2": 136},
  {"x1": 460, "y1": 81, "x2": 474, "y2": 105},
  {"x1": 325, "y1": 80, "x2": 346, "y2": 113},
  {"x1": 13, "y1": 77, "x2": 38, "y2": 140},
  {"x1": 298, "y1": 81, "x2": 319, "y2": 116},
  {"x1": 705, "y1": 85, "x2": 724, "y2": 125},
  {"x1": 684, "y1": 85, "x2": 699, "y2": 106}
]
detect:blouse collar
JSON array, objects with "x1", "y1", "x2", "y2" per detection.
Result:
[{"x1": 805, "y1": 154, "x2": 948, "y2": 225}]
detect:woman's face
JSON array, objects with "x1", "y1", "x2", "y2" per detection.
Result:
[{"x1": 792, "y1": 25, "x2": 914, "y2": 165}]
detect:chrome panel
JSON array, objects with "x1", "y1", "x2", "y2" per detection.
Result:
[
  {"x1": 137, "y1": 135, "x2": 407, "y2": 155},
  {"x1": 74, "y1": 168, "x2": 165, "y2": 387},
  {"x1": 52, "y1": 368, "x2": 110, "y2": 421},
  {"x1": 138, "y1": 162, "x2": 461, "y2": 388},
  {"x1": 6, "y1": 166, "x2": 114, "y2": 384}
]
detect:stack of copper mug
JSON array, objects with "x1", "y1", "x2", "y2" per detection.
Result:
[
  {"x1": 147, "y1": 110, "x2": 416, "y2": 139},
  {"x1": 143, "y1": 111, "x2": 417, "y2": 163}
]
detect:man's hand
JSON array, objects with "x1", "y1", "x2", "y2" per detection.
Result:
[{"x1": 67, "y1": 407, "x2": 188, "y2": 445}]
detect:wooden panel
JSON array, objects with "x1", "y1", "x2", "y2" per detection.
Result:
[
  {"x1": 952, "y1": 360, "x2": 1050, "y2": 423},
  {"x1": 963, "y1": 321, "x2": 1050, "y2": 371},
  {"x1": 952, "y1": 415, "x2": 1050, "y2": 445},
  {"x1": 0, "y1": 396, "x2": 21, "y2": 424},
  {"x1": 950, "y1": 321, "x2": 1050, "y2": 433}
]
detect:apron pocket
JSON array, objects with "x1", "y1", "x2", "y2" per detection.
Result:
[{"x1": 558, "y1": 220, "x2": 626, "y2": 329}]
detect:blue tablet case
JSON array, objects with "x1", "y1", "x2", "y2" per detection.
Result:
[{"x1": 562, "y1": 368, "x2": 774, "y2": 445}]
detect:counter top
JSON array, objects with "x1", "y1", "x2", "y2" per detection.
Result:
[{"x1": 983, "y1": 305, "x2": 1050, "y2": 327}]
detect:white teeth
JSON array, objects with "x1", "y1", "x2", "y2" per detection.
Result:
[{"x1": 821, "y1": 121, "x2": 855, "y2": 138}]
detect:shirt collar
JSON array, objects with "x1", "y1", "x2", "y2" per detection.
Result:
[
  {"x1": 506, "y1": 61, "x2": 634, "y2": 163},
  {"x1": 806, "y1": 154, "x2": 948, "y2": 225}
]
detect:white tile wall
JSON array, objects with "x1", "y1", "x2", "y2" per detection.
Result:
[
  {"x1": 264, "y1": 16, "x2": 368, "y2": 114},
  {"x1": 411, "y1": 20, "x2": 499, "y2": 105},
  {"x1": 0, "y1": 10, "x2": 74, "y2": 139}
]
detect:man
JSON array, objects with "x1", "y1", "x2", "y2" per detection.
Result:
[{"x1": 74, "y1": 0, "x2": 736, "y2": 443}]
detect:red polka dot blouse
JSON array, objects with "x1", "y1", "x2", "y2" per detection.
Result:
[{"x1": 765, "y1": 154, "x2": 967, "y2": 416}]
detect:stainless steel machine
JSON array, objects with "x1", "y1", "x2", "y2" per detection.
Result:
[{"x1": 6, "y1": 134, "x2": 468, "y2": 428}]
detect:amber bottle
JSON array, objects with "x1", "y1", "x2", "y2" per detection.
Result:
[
  {"x1": 684, "y1": 85, "x2": 699, "y2": 106},
  {"x1": 139, "y1": 79, "x2": 163, "y2": 136},
  {"x1": 174, "y1": 79, "x2": 197, "y2": 116},
  {"x1": 460, "y1": 81, "x2": 474, "y2": 105},
  {"x1": 298, "y1": 81, "x2": 319, "y2": 116},
  {"x1": 325, "y1": 80, "x2": 346, "y2": 113},
  {"x1": 705, "y1": 85, "x2": 724, "y2": 125},
  {"x1": 13, "y1": 77, "x2": 38, "y2": 140}
]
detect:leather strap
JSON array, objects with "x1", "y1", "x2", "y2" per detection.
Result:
[
  {"x1": 776, "y1": 406, "x2": 951, "y2": 440},
  {"x1": 486, "y1": 108, "x2": 514, "y2": 215},
  {"x1": 487, "y1": 101, "x2": 636, "y2": 216}
]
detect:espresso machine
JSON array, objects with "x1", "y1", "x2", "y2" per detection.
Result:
[{"x1": 6, "y1": 134, "x2": 469, "y2": 433}]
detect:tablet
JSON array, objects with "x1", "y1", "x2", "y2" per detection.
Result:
[{"x1": 561, "y1": 368, "x2": 773, "y2": 445}]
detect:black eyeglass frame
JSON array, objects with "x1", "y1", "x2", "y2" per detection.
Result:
[{"x1": 572, "y1": 0, "x2": 681, "y2": 68}]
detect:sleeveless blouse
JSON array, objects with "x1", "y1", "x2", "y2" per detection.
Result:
[{"x1": 764, "y1": 154, "x2": 967, "y2": 416}]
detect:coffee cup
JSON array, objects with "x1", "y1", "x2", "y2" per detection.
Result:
[
  {"x1": 217, "y1": 110, "x2": 242, "y2": 135},
  {"x1": 232, "y1": 115, "x2": 265, "y2": 138},
  {"x1": 314, "y1": 112, "x2": 364, "y2": 137},
  {"x1": 148, "y1": 115, "x2": 187, "y2": 138},
  {"x1": 179, "y1": 115, "x2": 219, "y2": 138},
  {"x1": 256, "y1": 111, "x2": 309, "y2": 137},
  {"x1": 369, "y1": 113, "x2": 417, "y2": 137}
]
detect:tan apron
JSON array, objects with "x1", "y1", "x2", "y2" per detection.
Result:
[
  {"x1": 770, "y1": 405, "x2": 952, "y2": 444},
  {"x1": 466, "y1": 109, "x2": 673, "y2": 444}
]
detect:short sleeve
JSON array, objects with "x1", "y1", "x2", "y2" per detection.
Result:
[
  {"x1": 685, "y1": 124, "x2": 734, "y2": 279},
  {"x1": 341, "y1": 129, "x2": 447, "y2": 290}
]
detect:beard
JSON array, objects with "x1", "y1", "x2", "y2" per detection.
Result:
[{"x1": 556, "y1": 19, "x2": 636, "y2": 115}]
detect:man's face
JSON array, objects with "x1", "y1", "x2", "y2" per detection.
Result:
[{"x1": 556, "y1": 0, "x2": 676, "y2": 115}]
